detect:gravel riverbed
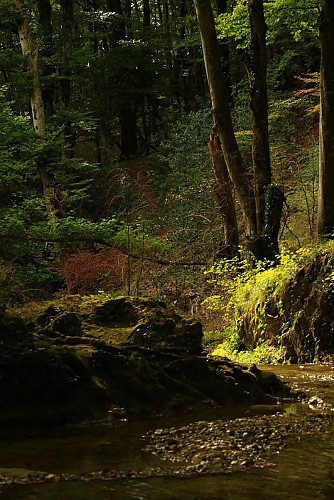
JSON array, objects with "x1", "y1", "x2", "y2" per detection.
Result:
[
  {"x1": 143, "y1": 411, "x2": 334, "y2": 474},
  {"x1": 1, "y1": 409, "x2": 334, "y2": 488}
]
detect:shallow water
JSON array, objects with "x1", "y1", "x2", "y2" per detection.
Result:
[{"x1": 1, "y1": 364, "x2": 334, "y2": 499}]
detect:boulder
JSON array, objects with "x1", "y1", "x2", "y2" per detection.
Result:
[
  {"x1": 128, "y1": 314, "x2": 203, "y2": 354},
  {"x1": 237, "y1": 249, "x2": 334, "y2": 362}
]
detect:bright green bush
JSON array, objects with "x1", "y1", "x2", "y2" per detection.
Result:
[{"x1": 204, "y1": 242, "x2": 334, "y2": 363}]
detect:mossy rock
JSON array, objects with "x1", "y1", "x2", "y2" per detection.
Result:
[
  {"x1": 0, "y1": 312, "x2": 28, "y2": 345},
  {"x1": 0, "y1": 295, "x2": 294, "y2": 428},
  {"x1": 128, "y1": 313, "x2": 203, "y2": 354},
  {"x1": 51, "y1": 312, "x2": 82, "y2": 336},
  {"x1": 237, "y1": 249, "x2": 334, "y2": 362},
  {"x1": 91, "y1": 296, "x2": 166, "y2": 327},
  {"x1": 34, "y1": 309, "x2": 82, "y2": 337},
  {"x1": 36, "y1": 306, "x2": 63, "y2": 327}
]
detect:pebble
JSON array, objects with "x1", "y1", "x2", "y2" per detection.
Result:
[
  {"x1": 143, "y1": 412, "x2": 334, "y2": 475},
  {"x1": 1, "y1": 411, "x2": 334, "y2": 487}
]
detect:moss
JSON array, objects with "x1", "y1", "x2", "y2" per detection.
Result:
[
  {"x1": 0, "y1": 294, "x2": 292, "y2": 428},
  {"x1": 236, "y1": 243, "x2": 334, "y2": 362}
]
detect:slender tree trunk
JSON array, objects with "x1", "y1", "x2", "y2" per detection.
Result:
[
  {"x1": 60, "y1": 0, "x2": 75, "y2": 158},
  {"x1": 318, "y1": 0, "x2": 334, "y2": 237},
  {"x1": 16, "y1": 0, "x2": 46, "y2": 136},
  {"x1": 194, "y1": 0, "x2": 257, "y2": 239},
  {"x1": 216, "y1": 0, "x2": 232, "y2": 101},
  {"x1": 209, "y1": 135, "x2": 239, "y2": 257},
  {"x1": 37, "y1": 0, "x2": 55, "y2": 118},
  {"x1": 246, "y1": 0, "x2": 284, "y2": 260},
  {"x1": 122, "y1": 0, "x2": 133, "y2": 36},
  {"x1": 106, "y1": 0, "x2": 125, "y2": 44},
  {"x1": 15, "y1": 0, "x2": 62, "y2": 221},
  {"x1": 247, "y1": 0, "x2": 271, "y2": 234},
  {"x1": 143, "y1": 0, "x2": 150, "y2": 28}
]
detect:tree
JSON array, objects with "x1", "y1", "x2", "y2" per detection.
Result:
[
  {"x1": 317, "y1": 0, "x2": 334, "y2": 237},
  {"x1": 246, "y1": 0, "x2": 284, "y2": 259},
  {"x1": 194, "y1": 0, "x2": 283, "y2": 260},
  {"x1": 15, "y1": 0, "x2": 62, "y2": 221},
  {"x1": 194, "y1": 0, "x2": 257, "y2": 243},
  {"x1": 208, "y1": 135, "x2": 239, "y2": 257}
]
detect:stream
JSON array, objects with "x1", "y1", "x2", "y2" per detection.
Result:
[{"x1": 1, "y1": 364, "x2": 334, "y2": 499}]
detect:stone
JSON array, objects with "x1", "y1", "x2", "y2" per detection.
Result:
[
  {"x1": 51, "y1": 312, "x2": 82, "y2": 336},
  {"x1": 128, "y1": 312, "x2": 203, "y2": 354}
]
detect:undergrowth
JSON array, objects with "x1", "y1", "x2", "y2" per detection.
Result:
[
  {"x1": 203, "y1": 329, "x2": 288, "y2": 365},
  {"x1": 203, "y1": 240, "x2": 334, "y2": 364}
]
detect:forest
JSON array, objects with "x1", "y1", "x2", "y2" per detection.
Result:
[
  {"x1": 1, "y1": 1, "x2": 334, "y2": 495},
  {"x1": 1, "y1": 0, "x2": 334, "y2": 359}
]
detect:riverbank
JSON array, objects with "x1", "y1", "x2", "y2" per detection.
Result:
[
  {"x1": 1, "y1": 295, "x2": 293, "y2": 429},
  {"x1": 1, "y1": 363, "x2": 334, "y2": 496}
]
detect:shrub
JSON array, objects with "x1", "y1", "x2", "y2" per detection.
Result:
[{"x1": 56, "y1": 248, "x2": 128, "y2": 294}]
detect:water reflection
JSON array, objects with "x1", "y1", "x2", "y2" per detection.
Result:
[{"x1": 1, "y1": 364, "x2": 334, "y2": 499}]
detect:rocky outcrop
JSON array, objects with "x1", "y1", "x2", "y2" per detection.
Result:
[
  {"x1": 237, "y1": 248, "x2": 334, "y2": 363},
  {"x1": 0, "y1": 296, "x2": 292, "y2": 427},
  {"x1": 33, "y1": 296, "x2": 203, "y2": 354}
]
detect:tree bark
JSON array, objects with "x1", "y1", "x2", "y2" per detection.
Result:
[
  {"x1": 194, "y1": 0, "x2": 257, "y2": 238},
  {"x1": 60, "y1": 0, "x2": 76, "y2": 158},
  {"x1": 15, "y1": 0, "x2": 62, "y2": 221},
  {"x1": 209, "y1": 135, "x2": 239, "y2": 258},
  {"x1": 247, "y1": 0, "x2": 272, "y2": 235},
  {"x1": 216, "y1": 0, "x2": 232, "y2": 102},
  {"x1": 37, "y1": 0, "x2": 55, "y2": 118},
  {"x1": 245, "y1": 0, "x2": 284, "y2": 260},
  {"x1": 318, "y1": 0, "x2": 334, "y2": 237},
  {"x1": 143, "y1": 0, "x2": 150, "y2": 28},
  {"x1": 106, "y1": 0, "x2": 125, "y2": 44},
  {"x1": 16, "y1": 0, "x2": 46, "y2": 137}
]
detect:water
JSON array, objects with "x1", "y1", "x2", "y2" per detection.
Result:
[{"x1": 1, "y1": 364, "x2": 334, "y2": 499}]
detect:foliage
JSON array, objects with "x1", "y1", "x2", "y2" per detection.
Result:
[
  {"x1": 0, "y1": 0, "x2": 326, "y2": 328},
  {"x1": 204, "y1": 245, "x2": 320, "y2": 319},
  {"x1": 56, "y1": 248, "x2": 127, "y2": 295},
  {"x1": 203, "y1": 241, "x2": 334, "y2": 362},
  {"x1": 209, "y1": 331, "x2": 288, "y2": 365},
  {"x1": 216, "y1": 0, "x2": 319, "y2": 49},
  {"x1": 265, "y1": 0, "x2": 319, "y2": 44},
  {"x1": 152, "y1": 105, "x2": 220, "y2": 261}
]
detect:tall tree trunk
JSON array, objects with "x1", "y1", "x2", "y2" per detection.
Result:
[
  {"x1": 247, "y1": 0, "x2": 271, "y2": 234},
  {"x1": 16, "y1": 0, "x2": 46, "y2": 136},
  {"x1": 60, "y1": 0, "x2": 75, "y2": 158},
  {"x1": 246, "y1": 0, "x2": 284, "y2": 260},
  {"x1": 143, "y1": 0, "x2": 151, "y2": 28},
  {"x1": 318, "y1": 0, "x2": 334, "y2": 237},
  {"x1": 106, "y1": 0, "x2": 125, "y2": 44},
  {"x1": 216, "y1": 0, "x2": 232, "y2": 101},
  {"x1": 37, "y1": 0, "x2": 55, "y2": 118},
  {"x1": 15, "y1": 0, "x2": 62, "y2": 221},
  {"x1": 209, "y1": 135, "x2": 239, "y2": 258},
  {"x1": 194, "y1": 0, "x2": 257, "y2": 239}
]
